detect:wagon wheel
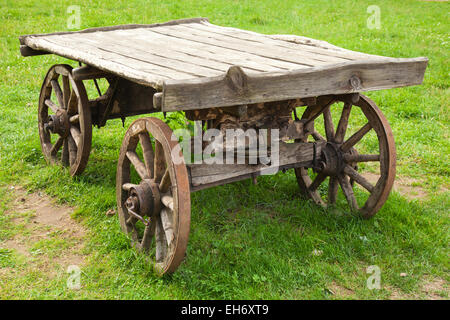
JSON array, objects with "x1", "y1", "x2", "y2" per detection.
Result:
[
  {"x1": 295, "y1": 94, "x2": 396, "y2": 218},
  {"x1": 38, "y1": 64, "x2": 92, "y2": 176},
  {"x1": 116, "y1": 117, "x2": 191, "y2": 275}
]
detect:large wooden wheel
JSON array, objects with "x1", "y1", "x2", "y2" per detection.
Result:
[
  {"x1": 116, "y1": 117, "x2": 191, "y2": 275},
  {"x1": 38, "y1": 64, "x2": 92, "y2": 176},
  {"x1": 295, "y1": 94, "x2": 396, "y2": 218}
]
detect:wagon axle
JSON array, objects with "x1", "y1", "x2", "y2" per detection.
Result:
[
  {"x1": 44, "y1": 109, "x2": 70, "y2": 138},
  {"x1": 315, "y1": 142, "x2": 347, "y2": 176},
  {"x1": 124, "y1": 180, "x2": 161, "y2": 226}
]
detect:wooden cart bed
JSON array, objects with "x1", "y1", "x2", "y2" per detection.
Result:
[
  {"x1": 20, "y1": 18, "x2": 428, "y2": 111},
  {"x1": 20, "y1": 17, "x2": 427, "y2": 111}
]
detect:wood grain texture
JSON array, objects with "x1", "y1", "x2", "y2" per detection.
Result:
[
  {"x1": 162, "y1": 58, "x2": 428, "y2": 111},
  {"x1": 188, "y1": 141, "x2": 325, "y2": 188}
]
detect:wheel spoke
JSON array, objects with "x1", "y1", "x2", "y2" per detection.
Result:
[
  {"x1": 160, "y1": 207, "x2": 174, "y2": 246},
  {"x1": 62, "y1": 75, "x2": 70, "y2": 109},
  {"x1": 155, "y1": 215, "x2": 167, "y2": 262},
  {"x1": 308, "y1": 172, "x2": 327, "y2": 192},
  {"x1": 303, "y1": 98, "x2": 334, "y2": 125},
  {"x1": 335, "y1": 102, "x2": 352, "y2": 143},
  {"x1": 122, "y1": 183, "x2": 138, "y2": 191},
  {"x1": 343, "y1": 154, "x2": 380, "y2": 163},
  {"x1": 61, "y1": 138, "x2": 69, "y2": 166},
  {"x1": 67, "y1": 135, "x2": 77, "y2": 166},
  {"x1": 126, "y1": 151, "x2": 148, "y2": 180},
  {"x1": 159, "y1": 169, "x2": 171, "y2": 193},
  {"x1": 70, "y1": 126, "x2": 81, "y2": 148},
  {"x1": 341, "y1": 123, "x2": 372, "y2": 152},
  {"x1": 328, "y1": 176, "x2": 339, "y2": 204},
  {"x1": 50, "y1": 79, "x2": 64, "y2": 108},
  {"x1": 323, "y1": 106, "x2": 335, "y2": 141},
  {"x1": 311, "y1": 131, "x2": 326, "y2": 142},
  {"x1": 139, "y1": 132, "x2": 154, "y2": 178},
  {"x1": 161, "y1": 194, "x2": 174, "y2": 211},
  {"x1": 50, "y1": 136, "x2": 64, "y2": 156},
  {"x1": 69, "y1": 114, "x2": 79, "y2": 124},
  {"x1": 343, "y1": 165, "x2": 374, "y2": 193},
  {"x1": 154, "y1": 141, "x2": 166, "y2": 182},
  {"x1": 45, "y1": 99, "x2": 59, "y2": 113},
  {"x1": 67, "y1": 89, "x2": 77, "y2": 114},
  {"x1": 140, "y1": 221, "x2": 156, "y2": 251},
  {"x1": 338, "y1": 175, "x2": 358, "y2": 210}
]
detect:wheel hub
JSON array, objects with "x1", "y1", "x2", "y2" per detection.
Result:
[
  {"x1": 318, "y1": 142, "x2": 345, "y2": 176},
  {"x1": 45, "y1": 109, "x2": 70, "y2": 137},
  {"x1": 125, "y1": 180, "x2": 161, "y2": 221}
]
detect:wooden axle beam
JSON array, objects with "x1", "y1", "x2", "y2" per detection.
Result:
[
  {"x1": 72, "y1": 65, "x2": 111, "y2": 81},
  {"x1": 187, "y1": 141, "x2": 326, "y2": 191}
]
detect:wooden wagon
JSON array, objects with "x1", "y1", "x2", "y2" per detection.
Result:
[{"x1": 20, "y1": 18, "x2": 427, "y2": 274}]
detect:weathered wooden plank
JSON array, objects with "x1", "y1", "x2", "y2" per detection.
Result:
[
  {"x1": 188, "y1": 141, "x2": 324, "y2": 187},
  {"x1": 24, "y1": 36, "x2": 166, "y2": 88},
  {"x1": 150, "y1": 24, "x2": 329, "y2": 67},
  {"x1": 92, "y1": 29, "x2": 282, "y2": 73},
  {"x1": 72, "y1": 65, "x2": 111, "y2": 80},
  {"x1": 162, "y1": 58, "x2": 428, "y2": 111},
  {"x1": 65, "y1": 32, "x2": 223, "y2": 78},
  {"x1": 197, "y1": 21, "x2": 382, "y2": 61},
  {"x1": 19, "y1": 45, "x2": 49, "y2": 57},
  {"x1": 19, "y1": 17, "x2": 209, "y2": 45},
  {"x1": 91, "y1": 30, "x2": 241, "y2": 72},
  {"x1": 187, "y1": 22, "x2": 354, "y2": 63},
  {"x1": 142, "y1": 29, "x2": 307, "y2": 70},
  {"x1": 54, "y1": 34, "x2": 201, "y2": 79},
  {"x1": 269, "y1": 34, "x2": 389, "y2": 60}
]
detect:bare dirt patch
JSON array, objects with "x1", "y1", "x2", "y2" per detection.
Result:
[
  {"x1": 1, "y1": 186, "x2": 88, "y2": 275},
  {"x1": 387, "y1": 277, "x2": 448, "y2": 300},
  {"x1": 363, "y1": 173, "x2": 429, "y2": 201},
  {"x1": 328, "y1": 281, "x2": 355, "y2": 298},
  {"x1": 421, "y1": 277, "x2": 448, "y2": 300}
]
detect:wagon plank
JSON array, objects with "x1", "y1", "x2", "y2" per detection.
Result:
[
  {"x1": 62, "y1": 33, "x2": 222, "y2": 78},
  {"x1": 195, "y1": 21, "x2": 383, "y2": 60},
  {"x1": 162, "y1": 58, "x2": 428, "y2": 111},
  {"x1": 149, "y1": 24, "x2": 331, "y2": 67},
  {"x1": 139, "y1": 29, "x2": 307, "y2": 71},
  {"x1": 183, "y1": 23, "x2": 355, "y2": 63},
  {"x1": 24, "y1": 37, "x2": 168, "y2": 87},
  {"x1": 87, "y1": 30, "x2": 274, "y2": 73}
]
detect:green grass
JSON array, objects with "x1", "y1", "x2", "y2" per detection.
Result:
[{"x1": 0, "y1": 0, "x2": 448, "y2": 299}]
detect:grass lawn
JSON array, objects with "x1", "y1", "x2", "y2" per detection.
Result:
[{"x1": 0, "y1": 0, "x2": 448, "y2": 299}]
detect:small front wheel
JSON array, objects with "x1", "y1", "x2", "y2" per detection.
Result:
[{"x1": 38, "y1": 64, "x2": 92, "y2": 176}]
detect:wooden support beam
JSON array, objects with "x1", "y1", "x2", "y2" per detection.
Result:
[
  {"x1": 188, "y1": 141, "x2": 325, "y2": 190},
  {"x1": 20, "y1": 45, "x2": 49, "y2": 57},
  {"x1": 72, "y1": 65, "x2": 110, "y2": 81},
  {"x1": 153, "y1": 92, "x2": 163, "y2": 110}
]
